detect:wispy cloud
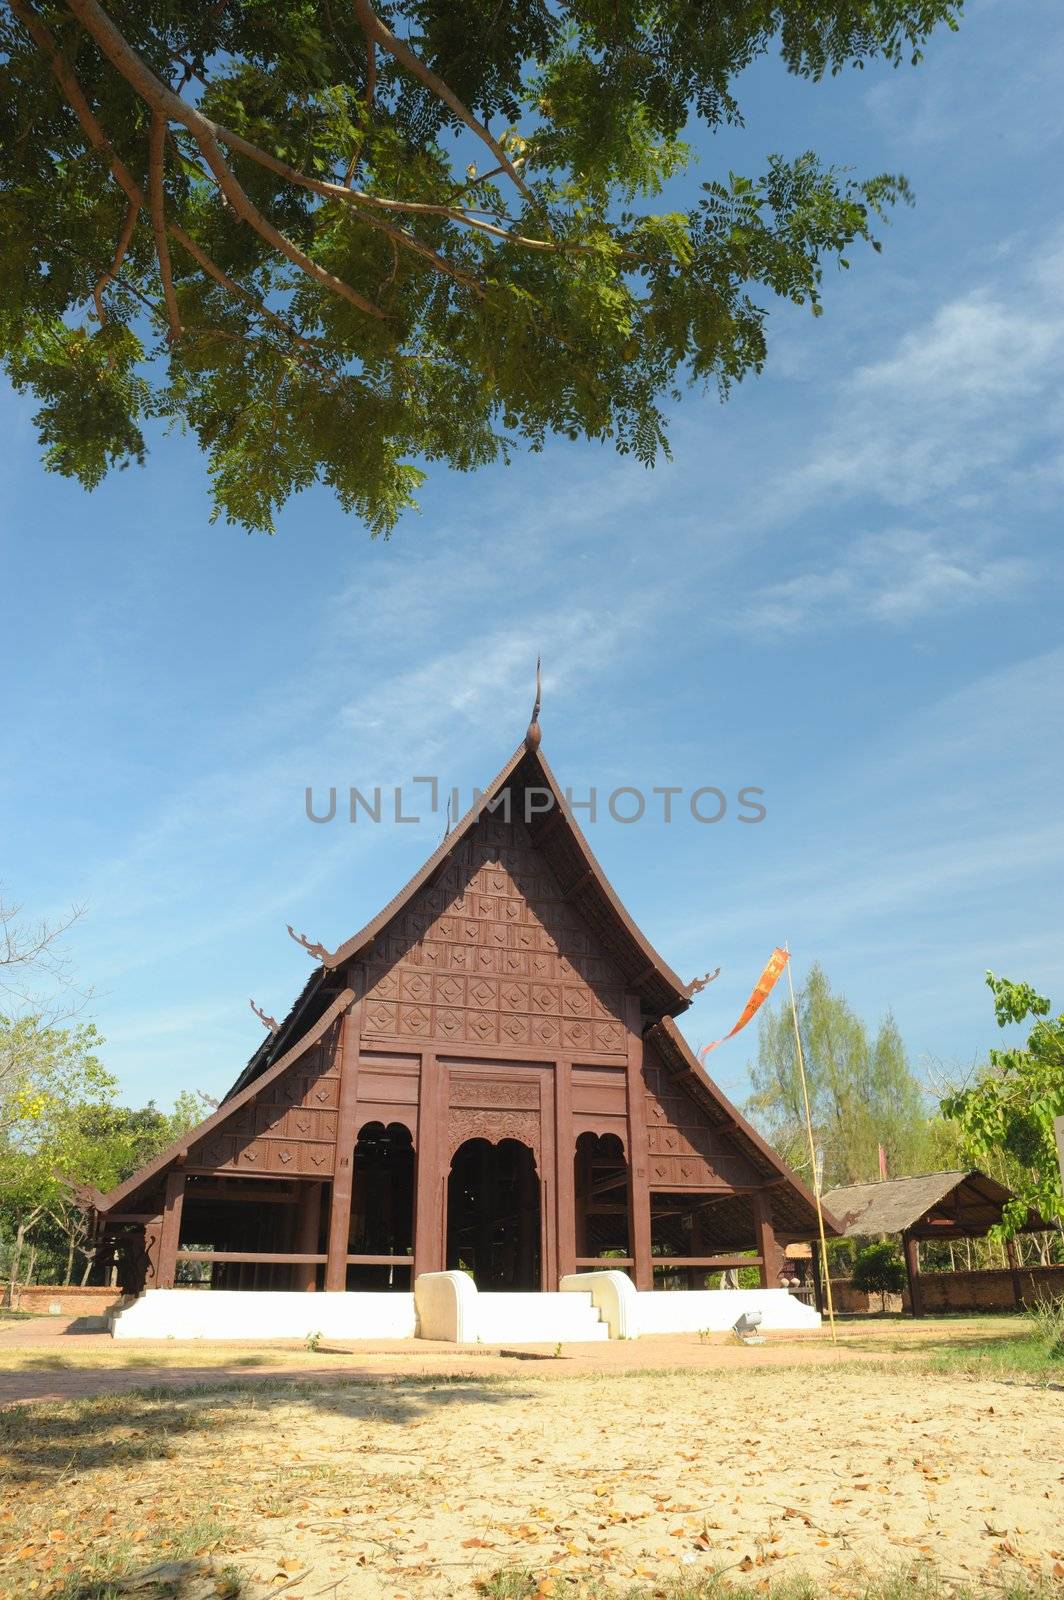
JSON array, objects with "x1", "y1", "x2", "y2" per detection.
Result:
[{"x1": 731, "y1": 526, "x2": 1031, "y2": 636}]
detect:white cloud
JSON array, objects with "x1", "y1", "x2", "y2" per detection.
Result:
[{"x1": 732, "y1": 526, "x2": 1031, "y2": 635}]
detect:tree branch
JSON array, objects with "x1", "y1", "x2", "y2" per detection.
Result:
[
  {"x1": 61, "y1": 0, "x2": 387, "y2": 320},
  {"x1": 350, "y1": 0, "x2": 531, "y2": 199},
  {"x1": 149, "y1": 111, "x2": 181, "y2": 340},
  {"x1": 92, "y1": 195, "x2": 139, "y2": 325},
  {"x1": 167, "y1": 223, "x2": 324, "y2": 355}
]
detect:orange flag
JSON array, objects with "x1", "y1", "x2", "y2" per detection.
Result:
[{"x1": 699, "y1": 947, "x2": 790, "y2": 1058}]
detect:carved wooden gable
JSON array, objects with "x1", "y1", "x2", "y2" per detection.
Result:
[
  {"x1": 643, "y1": 1043, "x2": 762, "y2": 1190},
  {"x1": 189, "y1": 1017, "x2": 343, "y2": 1177},
  {"x1": 361, "y1": 812, "x2": 628, "y2": 1055}
]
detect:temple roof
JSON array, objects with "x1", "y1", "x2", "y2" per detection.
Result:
[{"x1": 228, "y1": 736, "x2": 693, "y2": 1099}]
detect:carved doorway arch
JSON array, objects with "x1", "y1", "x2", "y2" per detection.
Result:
[{"x1": 446, "y1": 1137, "x2": 542, "y2": 1291}]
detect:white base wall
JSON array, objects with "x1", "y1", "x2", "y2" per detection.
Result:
[
  {"x1": 110, "y1": 1279, "x2": 818, "y2": 1341},
  {"x1": 110, "y1": 1289, "x2": 417, "y2": 1341},
  {"x1": 634, "y1": 1288, "x2": 821, "y2": 1334}
]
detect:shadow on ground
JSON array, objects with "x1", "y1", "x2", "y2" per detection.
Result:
[{"x1": 0, "y1": 1372, "x2": 532, "y2": 1483}]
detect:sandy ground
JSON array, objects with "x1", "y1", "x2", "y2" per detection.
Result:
[{"x1": 2, "y1": 1356, "x2": 1063, "y2": 1598}]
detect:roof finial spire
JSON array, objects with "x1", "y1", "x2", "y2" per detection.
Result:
[{"x1": 525, "y1": 655, "x2": 542, "y2": 750}]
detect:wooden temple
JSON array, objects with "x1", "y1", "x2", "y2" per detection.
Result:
[{"x1": 88, "y1": 713, "x2": 831, "y2": 1300}]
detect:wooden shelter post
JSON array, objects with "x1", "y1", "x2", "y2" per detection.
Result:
[
  {"x1": 157, "y1": 1172, "x2": 185, "y2": 1289},
  {"x1": 624, "y1": 996, "x2": 653, "y2": 1290},
  {"x1": 296, "y1": 1182, "x2": 322, "y2": 1291},
  {"x1": 902, "y1": 1230, "x2": 923, "y2": 1317},
  {"x1": 752, "y1": 1190, "x2": 779, "y2": 1288},
  {"x1": 325, "y1": 984, "x2": 363, "y2": 1292},
  {"x1": 1005, "y1": 1236, "x2": 1023, "y2": 1308}
]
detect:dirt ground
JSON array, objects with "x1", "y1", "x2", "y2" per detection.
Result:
[
  {"x1": 2, "y1": 1342, "x2": 1063, "y2": 1598},
  {"x1": 0, "y1": 1313, "x2": 1032, "y2": 1403}
]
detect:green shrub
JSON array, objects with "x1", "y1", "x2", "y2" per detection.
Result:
[{"x1": 851, "y1": 1241, "x2": 907, "y2": 1311}]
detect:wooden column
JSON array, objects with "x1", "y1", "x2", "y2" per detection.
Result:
[
  {"x1": 752, "y1": 1190, "x2": 780, "y2": 1288},
  {"x1": 325, "y1": 979, "x2": 364, "y2": 1292},
  {"x1": 554, "y1": 1060, "x2": 576, "y2": 1283},
  {"x1": 156, "y1": 1172, "x2": 185, "y2": 1289},
  {"x1": 624, "y1": 995, "x2": 653, "y2": 1291},
  {"x1": 143, "y1": 1215, "x2": 164, "y2": 1290},
  {"x1": 902, "y1": 1230, "x2": 923, "y2": 1318},
  {"x1": 414, "y1": 1053, "x2": 446, "y2": 1278},
  {"x1": 1005, "y1": 1236, "x2": 1024, "y2": 1309},
  {"x1": 296, "y1": 1182, "x2": 322, "y2": 1291}
]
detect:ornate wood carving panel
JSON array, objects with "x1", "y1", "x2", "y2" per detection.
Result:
[
  {"x1": 360, "y1": 815, "x2": 628, "y2": 1056},
  {"x1": 643, "y1": 1053, "x2": 761, "y2": 1190},
  {"x1": 190, "y1": 1016, "x2": 343, "y2": 1178},
  {"x1": 444, "y1": 1067, "x2": 545, "y2": 1163}
]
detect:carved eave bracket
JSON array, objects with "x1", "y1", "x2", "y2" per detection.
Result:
[
  {"x1": 684, "y1": 967, "x2": 721, "y2": 999},
  {"x1": 286, "y1": 923, "x2": 338, "y2": 965},
  {"x1": 249, "y1": 998, "x2": 279, "y2": 1035}
]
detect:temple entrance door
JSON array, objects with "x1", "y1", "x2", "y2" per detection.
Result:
[{"x1": 445, "y1": 1138, "x2": 542, "y2": 1290}]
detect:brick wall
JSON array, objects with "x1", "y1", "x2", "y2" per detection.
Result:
[
  {"x1": 3, "y1": 1284, "x2": 130, "y2": 1317},
  {"x1": 918, "y1": 1265, "x2": 1064, "y2": 1312},
  {"x1": 830, "y1": 1265, "x2": 1064, "y2": 1315}
]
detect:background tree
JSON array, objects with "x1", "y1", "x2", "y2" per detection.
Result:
[
  {"x1": 941, "y1": 973, "x2": 1064, "y2": 1238},
  {"x1": 0, "y1": 1012, "x2": 211, "y2": 1285},
  {"x1": 746, "y1": 963, "x2": 933, "y2": 1189},
  {"x1": 2, "y1": 0, "x2": 960, "y2": 534}
]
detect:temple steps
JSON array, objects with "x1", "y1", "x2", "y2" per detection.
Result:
[{"x1": 472, "y1": 1290, "x2": 609, "y2": 1343}]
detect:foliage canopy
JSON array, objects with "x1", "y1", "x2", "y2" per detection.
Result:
[
  {"x1": 942, "y1": 973, "x2": 1064, "y2": 1237},
  {"x1": 2, "y1": 0, "x2": 960, "y2": 533}
]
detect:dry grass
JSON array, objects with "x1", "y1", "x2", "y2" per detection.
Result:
[{"x1": 0, "y1": 1314, "x2": 1035, "y2": 1374}]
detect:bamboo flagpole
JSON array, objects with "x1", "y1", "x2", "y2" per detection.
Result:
[{"x1": 784, "y1": 945, "x2": 837, "y2": 1344}]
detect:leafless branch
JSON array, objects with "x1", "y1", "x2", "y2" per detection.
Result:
[
  {"x1": 350, "y1": 0, "x2": 531, "y2": 198},
  {"x1": 0, "y1": 892, "x2": 92, "y2": 1051},
  {"x1": 148, "y1": 111, "x2": 182, "y2": 339}
]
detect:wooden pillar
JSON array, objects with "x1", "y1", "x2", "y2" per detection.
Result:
[
  {"x1": 414, "y1": 1053, "x2": 445, "y2": 1278},
  {"x1": 296, "y1": 1181, "x2": 322, "y2": 1291},
  {"x1": 157, "y1": 1172, "x2": 185, "y2": 1289},
  {"x1": 554, "y1": 1060, "x2": 576, "y2": 1283},
  {"x1": 574, "y1": 1137, "x2": 592, "y2": 1259},
  {"x1": 902, "y1": 1230, "x2": 923, "y2": 1318},
  {"x1": 143, "y1": 1215, "x2": 163, "y2": 1290},
  {"x1": 325, "y1": 980, "x2": 364, "y2": 1292},
  {"x1": 624, "y1": 995, "x2": 653, "y2": 1291},
  {"x1": 689, "y1": 1206, "x2": 706, "y2": 1290},
  {"x1": 1005, "y1": 1236, "x2": 1024, "y2": 1309},
  {"x1": 752, "y1": 1190, "x2": 780, "y2": 1288}
]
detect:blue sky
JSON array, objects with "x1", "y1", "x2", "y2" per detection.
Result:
[{"x1": 3, "y1": 0, "x2": 1062, "y2": 1114}]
